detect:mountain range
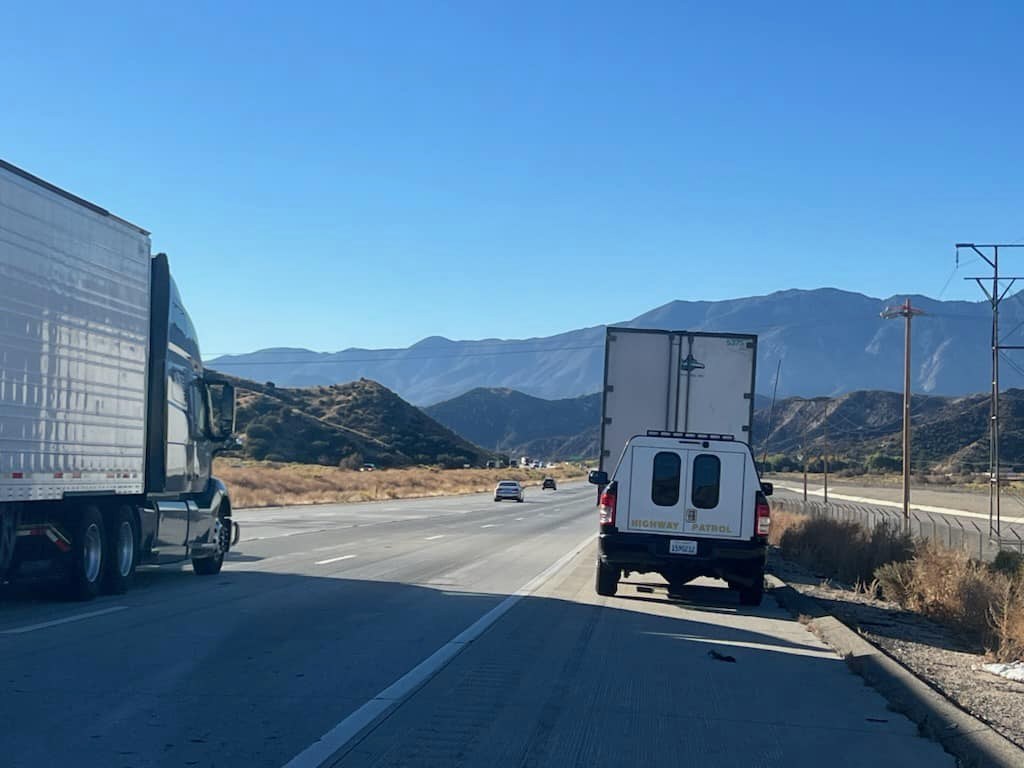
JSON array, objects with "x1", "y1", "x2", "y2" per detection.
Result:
[
  {"x1": 423, "y1": 388, "x2": 601, "y2": 461},
  {"x1": 207, "y1": 288, "x2": 1024, "y2": 405},
  {"x1": 424, "y1": 385, "x2": 1024, "y2": 474}
]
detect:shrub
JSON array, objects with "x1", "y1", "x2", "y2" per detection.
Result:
[
  {"x1": 778, "y1": 516, "x2": 912, "y2": 585},
  {"x1": 874, "y1": 560, "x2": 916, "y2": 604},
  {"x1": 991, "y1": 550, "x2": 1024, "y2": 579}
]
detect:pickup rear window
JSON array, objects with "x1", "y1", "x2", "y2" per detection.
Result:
[
  {"x1": 651, "y1": 452, "x2": 681, "y2": 506},
  {"x1": 692, "y1": 454, "x2": 721, "y2": 509}
]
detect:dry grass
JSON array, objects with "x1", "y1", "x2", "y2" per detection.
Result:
[
  {"x1": 874, "y1": 543, "x2": 1024, "y2": 661},
  {"x1": 214, "y1": 459, "x2": 587, "y2": 509},
  {"x1": 773, "y1": 509, "x2": 1024, "y2": 661},
  {"x1": 776, "y1": 514, "x2": 913, "y2": 586},
  {"x1": 767, "y1": 509, "x2": 804, "y2": 548}
]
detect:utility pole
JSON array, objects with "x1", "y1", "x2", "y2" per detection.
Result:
[
  {"x1": 881, "y1": 298, "x2": 925, "y2": 532},
  {"x1": 822, "y1": 412, "x2": 829, "y2": 506},
  {"x1": 959, "y1": 243, "x2": 1024, "y2": 539}
]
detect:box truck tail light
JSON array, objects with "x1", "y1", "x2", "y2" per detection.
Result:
[
  {"x1": 756, "y1": 496, "x2": 771, "y2": 537},
  {"x1": 599, "y1": 487, "x2": 617, "y2": 528}
]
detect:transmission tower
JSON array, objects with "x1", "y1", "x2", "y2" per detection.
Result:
[{"x1": 958, "y1": 242, "x2": 1024, "y2": 539}]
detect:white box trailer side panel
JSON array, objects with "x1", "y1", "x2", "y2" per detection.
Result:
[
  {"x1": 0, "y1": 163, "x2": 151, "y2": 501},
  {"x1": 599, "y1": 328, "x2": 756, "y2": 473}
]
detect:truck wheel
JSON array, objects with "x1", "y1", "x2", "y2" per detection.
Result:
[
  {"x1": 0, "y1": 504, "x2": 18, "y2": 580},
  {"x1": 103, "y1": 505, "x2": 137, "y2": 594},
  {"x1": 738, "y1": 575, "x2": 765, "y2": 607},
  {"x1": 192, "y1": 553, "x2": 224, "y2": 575},
  {"x1": 66, "y1": 505, "x2": 105, "y2": 601},
  {"x1": 595, "y1": 560, "x2": 619, "y2": 597}
]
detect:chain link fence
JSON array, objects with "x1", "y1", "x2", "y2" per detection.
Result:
[{"x1": 769, "y1": 496, "x2": 1024, "y2": 563}]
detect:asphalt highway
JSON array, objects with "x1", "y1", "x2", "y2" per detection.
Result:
[{"x1": 0, "y1": 483, "x2": 952, "y2": 767}]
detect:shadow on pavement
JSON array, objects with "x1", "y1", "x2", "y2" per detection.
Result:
[{"x1": 1, "y1": 555, "x2": 952, "y2": 768}]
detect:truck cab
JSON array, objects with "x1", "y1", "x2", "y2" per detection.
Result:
[{"x1": 589, "y1": 431, "x2": 772, "y2": 605}]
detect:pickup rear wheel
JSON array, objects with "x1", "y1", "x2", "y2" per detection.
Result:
[
  {"x1": 595, "y1": 560, "x2": 619, "y2": 596},
  {"x1": 66, "y1": 505, "x2": 104, "y2": 601},
  {"x1": 103, "y1": 505, "x2": 137, "y2": 594},
  {"x1": 738, "y1": 575, "x2": 765, "y2": 607}
]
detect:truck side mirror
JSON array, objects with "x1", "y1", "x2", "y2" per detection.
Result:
[
  {"x1": 588, "y1": 470, "x2": 609, "y2": 485},
  {"x1": 760, "y1": 481, "x2": 773, "y2": 497},
  {"x1": 205, "y1": 379, "x2": 236, "y2": 440}
]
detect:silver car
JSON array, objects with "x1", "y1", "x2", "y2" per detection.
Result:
[{"x1": 494, "y1": 480, "x2": 524, "y2": 502}]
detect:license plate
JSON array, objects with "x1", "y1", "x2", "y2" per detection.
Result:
[{"x1": 669, "y1": 539, "x2": 697, "y2": 555}]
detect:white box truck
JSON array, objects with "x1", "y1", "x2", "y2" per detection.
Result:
[
  {"x1": 0, "y1": 159, "x2": 238, "y2": 599},
  {"x1": 588, "y1": 328, "x2": 772, "y2": 605}
]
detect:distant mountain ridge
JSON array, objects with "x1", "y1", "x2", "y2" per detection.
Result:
[
  {"x1": 208, "y1": 288, "x2": 1024, "y2": 404},
  {"x1": 423, "y1": 388, "x2": 601, "y2": 461},
  {"x1": 420, "y1": 384, "x2": 1024, "y2": 473}
]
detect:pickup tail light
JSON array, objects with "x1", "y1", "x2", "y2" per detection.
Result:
[
  {"x1": 599, "y1": 485, "x2": 617, "y2": 528},
  {"x1": 755, "y1": 494, "x2": 771, "y2": 537}
]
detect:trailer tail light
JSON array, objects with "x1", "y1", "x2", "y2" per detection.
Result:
[
  {"x1": 598, "y1": 484, "x2": 617, "y2": 529},
  {"x1": 755, "y1": 494, "x2": 771, "y2": 537}
]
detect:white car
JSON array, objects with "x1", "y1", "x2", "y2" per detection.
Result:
[{"x1": 494, "y1": 480, "x2": 524, "y2": 502}]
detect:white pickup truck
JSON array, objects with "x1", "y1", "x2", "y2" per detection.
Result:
[{"x1": 589, "y1": 431, "x2": 771, "y2": 604}]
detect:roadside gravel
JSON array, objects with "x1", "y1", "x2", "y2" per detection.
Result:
[{"x1": 769, "y1": 551, "x2": 1024, "y2": 750}]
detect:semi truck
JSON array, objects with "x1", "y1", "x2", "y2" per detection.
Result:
[
  {"x1": 0, "y1": 159, "x2": 238, "y2": 599},
  {"x1": 589, "y1": 327, "x2": 772, "y2": 604}
]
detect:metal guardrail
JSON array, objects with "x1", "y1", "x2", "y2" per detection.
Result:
[{"x1": 770, "y1": 497, "x2": 1023, "y2": 563}]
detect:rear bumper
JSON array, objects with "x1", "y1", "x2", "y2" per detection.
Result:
[{"x1": 598, "y1": 530, "x2": 766, "y2": 577}]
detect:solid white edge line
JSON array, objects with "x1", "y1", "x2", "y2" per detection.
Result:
[
  {"x1": 424, "y1": 535, "x2": 444, "y2": 541},
  {"x1": 280, "y1": 532, "x2": 597, "y2": 768},
  {"x1": 0, "y1": 606, "x2": 128, "y2": 635}
]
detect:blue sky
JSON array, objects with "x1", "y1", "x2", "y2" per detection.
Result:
[{"x1": 3, "y1": 1, "x2": 1022, "y2": 354}]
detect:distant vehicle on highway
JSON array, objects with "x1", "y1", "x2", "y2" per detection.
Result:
[
  {"x1": 360, "y1": 463, "x2": 377, "y2": 472},
  {"x1": 590, "y1": 433, "x2": 772, "y2": 605},
  {"x1": 542, "y1": 477, "x2": 557, "y2": 490},
  {"x1": 494, "y1": 480, "x2": 525, "y2": 502}
]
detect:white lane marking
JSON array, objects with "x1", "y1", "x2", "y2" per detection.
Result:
[
  {"x1": 774, "y1": 484, "x2": 1024, "y2": 525},
  {"x1": 281, "y1": 532, "x2": 596, "y2": 768},
  {"x1": 515, "y1": 517, "x2": 524, "y2": 521},
  {"x1": 424, "y1": 535, "x2": 444, "y2": 541},
  {"x1": 1, "y1": 606, "x2": 128, "y2": 635},
  {"x1": 480, "y1": 524, "x2": 501, "y2": 528},
  {"x1": 314, "y1": 554, "x2": 357, "y2": 566}
]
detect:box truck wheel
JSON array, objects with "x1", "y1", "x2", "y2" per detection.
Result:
[
  {"x1": 0, "y1": 504, "x2": 18, "y2": 580},
  {"x1": 103, "y1": 505, "x2": 138, "y2": 594},
  {"x1": 595, "y1": 560, "x2": 619, "y2": 597},
  {"x1": 192, "y1": 552, "x2": 223, "y2": 575},
  {"x1": 66, "y1": 505, "x2": 105, "y2": 601}
]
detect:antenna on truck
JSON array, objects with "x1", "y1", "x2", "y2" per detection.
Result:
[{"x1": 760, "y1": 359, "x2": 783, "y2": 469}]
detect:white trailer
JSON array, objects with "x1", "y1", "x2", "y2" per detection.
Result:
[
  {"x1": 0, "y1": 159, "x2": 238, "y2": 599},
  {"x1": 597, "y1": 328, "x2": 757, "y2": 473}
]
